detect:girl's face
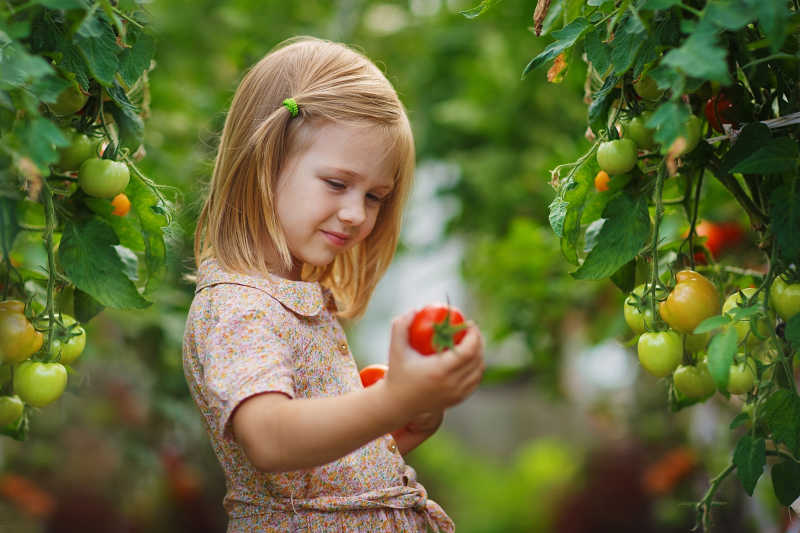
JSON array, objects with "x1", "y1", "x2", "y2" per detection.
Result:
[{"x1": 273, "y1": 121, "x2": 396, "y2": 280}]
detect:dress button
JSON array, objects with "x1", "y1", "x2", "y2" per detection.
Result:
[
  {"x1": 387, "y1": 438, "x2": 398, "y2": 453},
  {"x1": 338, "y1": 342, "x2": 349, "y2": 354}
]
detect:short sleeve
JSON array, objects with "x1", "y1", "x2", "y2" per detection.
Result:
[{"x1": 201, "y1": 306, "x2": 295, "y2": 441}]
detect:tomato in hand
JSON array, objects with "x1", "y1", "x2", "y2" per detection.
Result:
[
  {"x1": 659, "y1": 270, "x2": 720, "y2": 334},
  {"x1": 673, "y1": 358, "x2": 715, "y2": 399},
  {"x1": 727, "y1": 358, "x2": 756, "y2": 395},
  {"x1": 594, "y1": 170, "x2": 610, "y2": 192},
  {"x1": 596, "y1": 138, "x2": 637, "y2": 175},
  {"x1": 359, "y1": 364, "x2": 388, "y2": 388},
  {"x1": 111, "y1": 193, "x2": 131, "y2": 216},
  {"x1": 409, "y1": 304, "x2": 467, "y2": 355},
  {"x1": 0, "y1": 395, "x2": 24, "y2": 427},
  {"x1": 770, "y1": 276, "x2": 800, "y2": 321},
  {"x1": 638, "y1": 331, "x2": 682, "y2": 377},
  {"x1": 13, "y1": 361, "x2": 68, "y2": 408},
  {"x1": 722, "y1": 288, "x2": 772, "y2": 347},
  {"x1": 622, "y1": 112, "x2": 656, "y2": 150},
  {"x1": 78, "y1": 158, "x2": 130, "y2": 198},
  {"x1": 55, "y1": 130, "x2": 99, "y2": 171},
  {"x1": 0, "y1": 301, "x2": 44, "y2": 364}
]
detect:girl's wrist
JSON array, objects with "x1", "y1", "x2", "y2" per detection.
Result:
[{"x1": 371, "y1": 378, "x2": 423, "y2": 427}]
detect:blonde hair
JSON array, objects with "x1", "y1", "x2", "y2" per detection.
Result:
[{"x1": 194, "y1": 36, "x2": 415, "y2": 319}]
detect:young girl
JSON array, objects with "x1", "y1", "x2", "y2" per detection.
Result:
[{"x1": 183, "y1": 36, "x2": 485, "y2": 532}]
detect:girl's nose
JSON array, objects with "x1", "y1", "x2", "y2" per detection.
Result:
[{"x1": 338, "y1": 195, "x2": 367, "y2": 226}]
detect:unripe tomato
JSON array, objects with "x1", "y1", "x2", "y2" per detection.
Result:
[
  {"x1": 685, "y1": 331, "x2": 710, "y2": 353},
  {"x1": 727, "y1": 358, "x2": 756, "y2": 395},
  {"x1": 659, "y1": 270, "x2": 720, "y2": 334},
  {"x1": 671, "y1": 114, "x2": 702, "y2": 156},
  {"x1": 622, "y1": 112, "x2": 656, "y2": 150},
  {"x1": 409, "y1": 304, "x2": 467, "y2": 355},
  {"x1": 634, "y1": 75, "x2": 663, "y2": 101},
  {"x1": 770, "y1": 276, "x2": 800, "y2": 321},
  {"x1": 48, "y1": 314, "x2": 86, "y2": 365},
  {"x1": 722, "y1": 288, "x2": 772, "y2": 347},
  {"x1": 111, "y1": 193, "x2": 131, "y2": 216},
  {"x1": 359, "y1": 364, "x2": 388, "y2": 388},
  {"x1": 0, "y1": 301, "x2": 44, "y2": 364},
  {"x1": 0, "y1": 395, "x2": 24, "y2": 426},
  {"x1": 13, "y1": 361, "x2": 68, "y2": 408},
  {"x1": 48, "y1": 84, "x2": 88, "y2": 116},
  {"x1": 594, "y1": 170, "x2": 610, "y2": 192},
  {"x1": 673, "y1": 359, "x2": 715, "y2": 399},
  {"x1": 597, "y1": 138, "x2": 637, "y2": 175},
  {"x1": 79, "y1": 158, "x2": 130, "y2": 198},
  {"x1": 55, "y1": 131, "x2": 99, "y2": 171},
  {"x1": 624, "y1": 284, "x2": 664, "y2": 335},
  {"x1": 638, "y1": 330, "x2": 682, "y2": 377}
]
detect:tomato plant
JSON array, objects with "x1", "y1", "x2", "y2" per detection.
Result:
[
  {"x1": 408, "y1": 304, "x2": 467, "y2": 355},
  {"x1": 359, "y1": 364, "x2": 388, "y2": 388},
  {"x1": 0, "y1": 1, "x2": 169, "y2": 441},
  {"x1": 722, "y1": 288, "x2": 772, "y2": 348}
]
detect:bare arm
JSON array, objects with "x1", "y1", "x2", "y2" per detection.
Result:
[{"x1": 391, "y1": 410, "x2": 444, "y2": 456}]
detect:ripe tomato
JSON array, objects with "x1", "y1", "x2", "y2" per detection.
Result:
[
  {"x1": 0, "y1": 395, "x2": 24, "y2": 427},
  {"x1": 673, "y1": 359, "x2": 715, "y2": 399},
  {"x1": 722, "y1": 288, "x2": 772, "y2": 347},
  {"x1": 409, "y1": 304, "x2": 467, "y2": 355},
  {"x1": 659, "y1": 270, "x2": 720, "y2": 334},
  {"x1": 704, "y1": 92, "x2": 737, "y2": 132},
  {"x1": 633, "y1": 75, "x2": 663, "y2": 101},
  {"x1": 48, "y1": 84, "x2": 88, "y2": 116},
  {"x1": 692, "y1": 220, "x2": 744, "y2": 260},
  {"x1": 0, "y1": 301, "x2": 44, "y2": 364},
  {"x1": 359, "y1": 364, "x2": 388, "y2": 388},
  {"x1": 622, "y1": 112, "x2": 656, "y2": 150},
  {"x1": 623, "y1": 284, "x2": 664, "y2": 335},
  {"x1": 727, "y1": 358, "x2": 756, "y2": 395},
  {"x1": 637, "y1": 330, "x2": 682, "y2": 377},
  {"x1": 55, "y1": 130, "x2": 99, "y2": 171},
  {"x1": 13, "y1": 361, "x2": 68, "y2": 408},
  {"x1": 594, "y1": 170, "x2": 610, "y2": 192},
  {"x1": 78, "y1": 158, "x2": 130, "y2": 198},
  {"x1": 48, "y1": 314, "x2": 86, "y2": 365},
  {"x1": 111, "y1": 193, "x2": 131, "y2": 216},
  {"x1": 596, "y1": 138, "x2": 637, "y2": 175},
  {"x1": 770, "y1": 276, "x2": 800, "y2": 321}
]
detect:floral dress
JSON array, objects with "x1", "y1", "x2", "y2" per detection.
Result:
[{"x1": 182, "y1": 258, "x2": 454, "y2": 532}]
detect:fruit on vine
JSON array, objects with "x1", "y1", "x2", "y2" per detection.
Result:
[
  {"x1": 13, "y1": 361, "x2": 68, "y2": 408},
  {"x1": 596, "y1": 138, "x2": 637, "y2": 175},
  {"x1": 673, "y1": 359, "x2": 715, "y2": 399},
  {"x1": 111, "y1": 193, "x2": 131, "y2": 216},
  {"x1": 594, "y1": 170, "x2": 610, "y2": 192},
  {"x1": 624, "y1": 284, "x2": 664, "y2": 335},
  {"x1": 48, "y1": 315, "x2": 86, "y2": 365},
  {"x1": 0, "y1": 395, "x2": 24, "y2": 426},
  {"x1": 693, "y1": 220, "x2": 744, "y2": 260},
  {"x1": 634, "y1": 75, "x2": 663, "y2": 101},
  {"x1": 359, "y1": 364, "x2": 388, "y2": 388},
  {"x1": 0, "y1": 301, "x2": 44, "y2": 364},
  {"x1": 637, "y1": 330, "x2": 682, "y2": 377},
  {"x1": 409, "y1": 304, "x2": 467, "y2": 355},
  {"x1": 727, "y1": 358, "x2": 756, "y2": 395},
  {"x1": 659, "y1": 270, "x2": 720, "y2": 334},
  {"x1": 671, "y1": 114, "x2": 702, "y2": 156},
  {"x1": 55, "y1": 130, "x2": 99, "y2": 171},
  {"x1": 722, "y1": 288, "x2": 772, "y2": 347},
  {"x1": 704, "y1": 91, "x2": 738, "y2": 132},
  {"x1": 9, "y1": 231, "x2": 48, "y2": 278},
  {"x1": 685, "y1": 331, "x2": 710, "y2": 353},
  {"x1": 622, "y1": 112, "x2": 656, "y2": 150},
  {"x1": 770, "y1": 276, "x2": 800, "y2": 321},
  {"x1": 48, "y1": 84, "x2": 88, "y2": 116},
  {"x1": 78, "y1": 158, "x2": 130, "y2": 198}
]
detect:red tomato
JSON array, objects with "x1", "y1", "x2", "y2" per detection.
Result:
[
  {"x1": 359, "y1": 364, "x2": 388, "y2": 388},
  {"x1": 692, "y1": 220, "x2": 744, "y2": 260},
  {"x1": 409, "y1": 304, "x2": 467, "y2": 355},
  {"x1": 704, "y1": 92, "x2": 738, "y2": 132}
]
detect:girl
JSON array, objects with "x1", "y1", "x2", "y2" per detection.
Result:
[{"x1": 183, "y1": 36, "x2": 485, "y2": 532}]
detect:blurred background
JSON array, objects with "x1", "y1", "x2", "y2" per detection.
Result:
[{"x1": 0, "y1": 1, "x2": 790, "y2": 532}]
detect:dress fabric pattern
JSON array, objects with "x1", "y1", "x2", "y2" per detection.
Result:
[{"x1": 182, "y1": 258, "x2": 454, "y2": 532}]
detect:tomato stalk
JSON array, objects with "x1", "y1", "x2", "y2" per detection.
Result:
[
  {"x1": 40, "y1": 182, "x2": 58, "y2": 359},
  {"x1": 684, "y1": 166, "x2": 705, "y2": 271},
  {"x1": 695, "y1": 460, "x2": 735, "y2": 532},
  {"x1": 647, "y1": 163, "x2": 668, "y2": 327},
  {"x1": 431, "y1": 309, "x2": 468, "y2": 353}
]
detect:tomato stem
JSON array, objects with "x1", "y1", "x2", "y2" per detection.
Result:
[
  {"x1": 695, "y1": 460, "x2": 735, "y2": 532},
  {"x1": 648, "y1": 163, "x2": 668, "y2": 327},
  {"x1": 40, "y1": 182, "x2": 57, "y2": 360}
]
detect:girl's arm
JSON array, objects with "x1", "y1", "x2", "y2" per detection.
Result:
[{"x1": 391, "y1": 409, "x2": 444, "y2": 456}]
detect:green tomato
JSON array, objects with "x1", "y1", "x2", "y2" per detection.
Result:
[
  {"x1": 624, "y1": 284, "x2": 664, "y2": 335},
  {"x1": 638, "y1": 330, "x2": 682, "y2": 377},
  {"x1": 685, "y1": 331, "x2": 710, "y2": 353},
  {"x1": 49, "y1": 314, "x2": 86, "y2": 365},
  {"x1": 0, "y1": 364, "x2": 10, "y2": 387},
  {"x1": 673, "y1": 359, "x2": 715, "y2": 399},
  {"x1": 722, "y1": 288, "x2": 772, "y2": 347},
  {"x1": 48, "y1": 84, "x2": 88, "y2": 116},
  {"x1": 622, "y1": 113, "x2": 656, "y2": 150},
  {"x1": 56, "y1": 130, "x2": 99, "y2": 171},
  {"x1": 0, "y1": 395, "x2": 24, "y2": 426},
  {"x1": 770, "y1": 276, "x2": 800, "y2": 321},
  {"x1": 727, "y1": 358, "x2": 756, "y2": 395},
  {"x1": 597, "y1": 138, "x2": 637, "y2": 175},
  {"x1": 13, "y1": 361, "x2": 68, "y2": 408},
  {"x1": 78, "y1": 158, "x2": 130, "y2": 198},
  {"x1": 634, "y1": 75, "x2": 663, "y2": 101},
  {"x1": 668, "y1": 114, "x2": 702, "y2": 156}
]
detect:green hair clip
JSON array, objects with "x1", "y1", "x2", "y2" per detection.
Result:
[{"x1": 282, "y1": 98, "x2": 299, "y2": 118}]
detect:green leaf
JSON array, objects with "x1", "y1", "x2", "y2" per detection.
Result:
[
  {"x1": 704, "y1": 0, "x2": 753, "y2": 31},
  {"x1": 610, "y1": 259, "x2": 636, "y2": 294},
  {"x1": 588, "y1": 75, "x2": 619, "y2": 135},
  {"x1": 0, "y1": 41, "x2": 54, "y2": 90},
  {"x1": 127, "y1": 173, "x2": 168, "y2": 295},
  {"x1": 32, "y1": 0, "x2": 87, "y2": 8},
  {"x1": 584, "y1": 28, "x2": 610, "y2": 74},
  {"x1": 749, "y1": 0, "x2": 789, "y2": 53},
  {"x1": 83, "y1": 196, "x2": 146, "y2": 252},
  {"x1": 661, "y1": 21, "x2": 731, "y2": 84},
  {"x1": 107, "y1": 100, "x2": 144, "y2": 151},
  {"x1": 73, "y1": 289, "x2": 105, "y2": 323},
  {"x1": 762, "y1": 390, "x2": 800, "y2": 454},
  {"x1": 28, "y1": 74, "x2": 71, "y2": 104},
  {"x1": 646, "y1": 102, "x2": 690, "y2": 152},
  {"x1": 772, "y1": 460, "x2": 800, "y2": 506},
  {"x1": 641, "y1": 0, "x2": 680, "y2": 8},
  {"x1": 58, "y1": 218, "x2": 151, "y2": 309},
  {"x1": 729, "y1": 411, "x2": 749, "y2": 429},
  {"x1": 611, "y1": 16, "x2": 646, "y2": 75},
  {"x1": 16, "y1": 117, "x2": 69, "y2": 170},
  {"x1": 118, "y1": 29, "x2": 156, "y2": 87},
  {"x1": 571, "y1": 194, "x2": 651, "y2": 280},
  {"x1": 458, "y1": 0, "x2": 501, "y2": 19},
  {"x1": 522, "y1": 18, "x2": 592, "y2": 77},
  {"x1": 786, "y1": 314, "x2": 800, "y2": 347},
  {"x1": 719, "y1": 123, "x2": 772, "y2": 174},
  {"x1": 694, "y1": 314, "x2": 731, "y2": 334},
  {"x1": 733, "y1": 435, "x2": 765, "y2": 496},
  {"x1": 707, "y1": 327, "x2": 738, "y2": 390},
  {"x1": 74, "y1": 17, "x2": 119, "y2": 86},
  {"x1": 548, "y1": 196, "x2": 568, "y2": 237},
  {"x1": 730, "y1": 138, "x2": 799, "y2": 174},
  {"x1": 769, "y1": 184, "x2": 800, "y2": 264}
]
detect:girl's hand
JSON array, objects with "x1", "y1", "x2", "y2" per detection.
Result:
[
  {"x1": 391, "y1": 409, "x2": 444, "y2": 455},
  {"x1": 384, "y1": 309, "x2": 485, "y2": 418}
]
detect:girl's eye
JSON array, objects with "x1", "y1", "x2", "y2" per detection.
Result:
[
  {"x1": 324, "y1": 179, "x2": 346, "y2": 190},
  {"x1": 366, "y1": 193, "x2": 386, "y2": 204}
]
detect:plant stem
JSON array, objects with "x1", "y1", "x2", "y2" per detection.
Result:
[
  {"x1": 40, "y1": 181, "x2": 57, "y2": 358},
  {"x1": 649, "y1": 163, "x2": 667, "y2": 319},
  {"x1": 696, "y1": 461, "x2": 736, "y2": 533},
  {"x1": 713, "y1": 173, "x2": 767, "y2": 230}
]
